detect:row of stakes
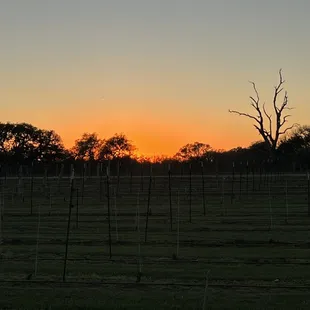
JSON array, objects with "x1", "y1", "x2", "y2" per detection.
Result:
[{"x1": 1, "y1": 164, "x2": 310, "y2": 282}]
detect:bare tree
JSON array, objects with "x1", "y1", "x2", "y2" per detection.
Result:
[{"x1": 229, "y1": 69, "x2": 298, "y2": 159}]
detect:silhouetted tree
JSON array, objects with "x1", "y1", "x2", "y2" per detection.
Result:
[
  {"x1": 245, "y1": 141, "x2": 269, "y2": 161},
  {"x1": 229, "y1": 69, "x2": 298, "y2": 159},
  {"x1": 71, "y1": 132, "x2": 102, "y2": 161},
  {"x1": 282, "y1": 125, "x2": 310, "y2": 150},
  {"x1": 174, "y1": 142, "x2": 213, "y2": 161},
  {"x1": 278, "y1": 125, "x2": 310, "y2": 169},
  {"x1": 2, "y1": 118, "x2": 310, "y2": 174},
  {"x1": 0, "y1": 122, "x2": 37, "y2": 162},
  {"x1": 0, "y1": 122, "x2": 66, "y2": 164},
  {"x1": 98, "y1": 133, "x2": 136, "y2": 161},
  {"x1": 31, "y1": 129, "x2": 66, "y2": 162}
]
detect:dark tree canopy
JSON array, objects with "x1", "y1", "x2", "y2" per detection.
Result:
[
  {"x1": 32, "y1": 129, "x2": 66, "y2": 162},
  {"x1": 0, "y1": 119, "x2": 309, "y2": 173},
  {"x1": 174, "y1": 142, "x2": 213, "y2": 161},
  {"x1": 0, "y1": 122, "x2": 66, "y2": 163},
  {"x1": 98, "y1": 133, "x2": 136, "y2": 161},
  {"x1": 71, "y1": 132, "x2": 101, "y2": 161},
  {"x1": 278, "y1": 126, "x2": 310, "y2": 160}
]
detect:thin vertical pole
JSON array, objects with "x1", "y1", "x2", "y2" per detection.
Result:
[
  {"x1": 285, "y1": 180, "x2": 289, "y2": 224},
  {"x1": 116, "y1": 161, "x2": 121, "y2": 196},
  {"x1": 0, "y1": 178, "x2": 3, "y2": 245},
  {"x1": 99, "y1": 163, "x2": 103, "y2": 201},
  {"x1": 76, "y1": 188, "x2": 79, "y2": 229},
  {"x1": 189, "y1": 163, "x2": 192, "y2": 223},
  {"x1": 308, "y1": 173, "x2": 310, "y2": 216},
  {"x1": 113, "y1": 187, "x2": 119, "y2": 241},
  {"x1": 81, "y1": 163, "x2": 86, "y2": 204},
  {"x1": 168, "y1": 163, "x2": 173, "y2": 231},
  {"x1": 269, "y1": 180, "x2": 273, "y2": 230},
  {"x1": 144, "y1": 164, "x2": 152, "y2": 243},
  {"x1": 63, "y1": 166, "x2": 75, "y2": 282},
  {"x1": 136, "y1": 190, "x2": 142, "y2": 274},
  {"x1": 34, "y1": 204, "x2": 41, "y2": 277},
  {"x1": 231, "y1": 162, "x2": 235, "y2": 203},
  {"x1": 201, "y1": 161, "x2": 206, "y2": 216},
  {"x1": 239, "y1": 162, "x2": 242, "y2": 199},
  {"x1": 129, "y1": 164, "x2": 133, "y2": 194},
  {"x1": 252, "y1": 161, "x2": 255, "y2": 192},
  {"x1": 246, "y1": 160, "x2": 249, "y2": 196},
  {"x1": 30, "y1": 162, "x2": 34, "y2": 216},
  {"x1": 106, "y1": 166, "x2": 112, "y2": 258},
  {"x1": 140, "y1": 164, "x2": 144, "y2": 192},
  {"x1": 176, "y1": 189, "x2": 180, "y2": 258},
  {"x1": 222, "y1": 177, "x2": 225, "y2": 216}
]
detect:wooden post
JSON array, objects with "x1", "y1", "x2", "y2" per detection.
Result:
[
  {"x1": 144, "y1": 164, "x2": 152, "y2": 242},
  {"x1": 201, "y1": 161, "x2": 206, "y2": 216},
  {"x1": 176, "y1": 189, "x2": 180, "y2": 258},
  {"x1": 246, "y1": 160, "x2": 249, "y2": 196},
  {"x1": 136, "y1": 190, "x2": 142, "y2": 279},
  {"x1": 215, "y1": 158, "x2": 219, "y2": 189},
  {"x1": 308, "y1": 172, "x2": 310, "y2": 217},
  {"x1": 99, "y1": 163, "x2": 103, "y2": 201},
  {"x1": 0, "y1": 177, "x2": 3, "y2": 245},
  {"x1": 106, "y1": 165, "x2": 112, "y2": 258},
  {"x1": 259, "y1": 162, "x2": 262, "y2": 190},
  {"x1": 231, "y1": 161, "x2": 235, "y2": 203},
  {"x1": 30, "y1": 162, "x2": 34, "y2": 216},
  {"x1": 113, "y1": 187, "x2": 119, "y2": 241},
  {"x1": 76, "y1": 188, "x2": 79, "y2": 229},
  {"x1": 57, "y1": 163, "x2": 64, "y2": 193},
  {"x1": 48, "y1": 186, "x2": 52, "y2": 216},
  {"x1": 239, "y1": 161, "x2": 242, "y2": 199},
  {"x1": 202, "y1": 270, "x2": 211, "y2": 310},
  {"x1": 189, "y1": 163, "x2": 192, "y2": 223},
  {"x1": 168, "y1": 163, "x2": 173, "y2": 231},
  {"x1": 116, "y1": 161, "x2": 121, "y2": 196},
  {"x1": 285, "y1": 180, "x2": 289, "y2": 224},
  {"x1": 140, "y1": 164, "x2": 144, "y2": 192},
  {"x1": 63, "y1": 165, "x2": 75, "y2": 282},
  {"x1": 252, "y1": 161, "x2": 255, "y2": 192},
  {"x1": 129, "y1": 162, "x2": 133, "y2": 194},
  {"x1": 269, "y1": 179, "x2": 273, "y2": 230},
  {"x1": 222, "y1": 177, "x2": 225, "y2": 216},
  {"x1": 34, "y1": 204, "x2": 41, "y2": 277},
  {"x1": 81, "y1": 163, "x2": 86, "y2": 204}
]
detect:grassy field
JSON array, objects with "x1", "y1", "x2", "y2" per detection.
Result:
[{"x1": 1, "y1": 172, "x2": 310, "y2": 309}]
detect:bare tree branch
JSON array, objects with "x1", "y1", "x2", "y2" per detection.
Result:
[
  {"x1": 280, "y1": 114, "x2": 291, "y2": 127},
  {"x1": 279, "y1": 123, "x2": 299, "y2": 135},
  {"x1": 228, "y1": 110, "x2": 260, "y2": 123},
  {"x1": 262, "y1": 103, "x2": 272, "y2": 138},
  {"x1": 278, "y1": 91, "x2": 289, "y2": 114},
  {"x1": 229, "y1": 69, "x2": 295, "y2": 158},
  {"x1": 273, "y1": 69, "x2": 285, "y2": 113},
  {"x1": 249, "y1": 81, "x2": 260, "y2": 101}
]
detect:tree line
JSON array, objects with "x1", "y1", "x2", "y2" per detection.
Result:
[
  {"x1": 0, "y1": 121, "x2": 310, "y2": 174},
  {"x1": 1, "y1": 69, "x2": 309, "y2": 174}
]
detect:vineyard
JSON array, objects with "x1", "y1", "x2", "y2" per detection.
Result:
[{"x1": 1, "y1": 170, "x2": 310, "y2": 309}]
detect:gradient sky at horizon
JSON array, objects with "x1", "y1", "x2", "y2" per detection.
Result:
[{"x1": 1, "y1": 0, "x2": 309, "y2": 156}]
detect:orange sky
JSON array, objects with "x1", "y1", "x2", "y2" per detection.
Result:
[
  {"x1": 1, "y1": 1, "x2": 309, "y2": 157},
  {"x1": 24, "y1": 96, "x2": 264, "y2": 157}
]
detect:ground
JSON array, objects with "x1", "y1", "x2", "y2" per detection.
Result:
[{"x1": 1, "y1": 172, "x2": 310, "y2": 309}]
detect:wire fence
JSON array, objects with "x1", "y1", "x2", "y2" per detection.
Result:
[{"x1": 1, "y1": 169, "x2": 310, "y2": 307}]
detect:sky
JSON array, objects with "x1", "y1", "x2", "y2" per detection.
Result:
[{"x1": 1, "y1": 0, "x2": 310, "y2": 157}]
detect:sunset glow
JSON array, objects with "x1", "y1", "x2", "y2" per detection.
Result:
[{"x1": 1, "y1": 1, "x2": 309, "y2": 157}]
